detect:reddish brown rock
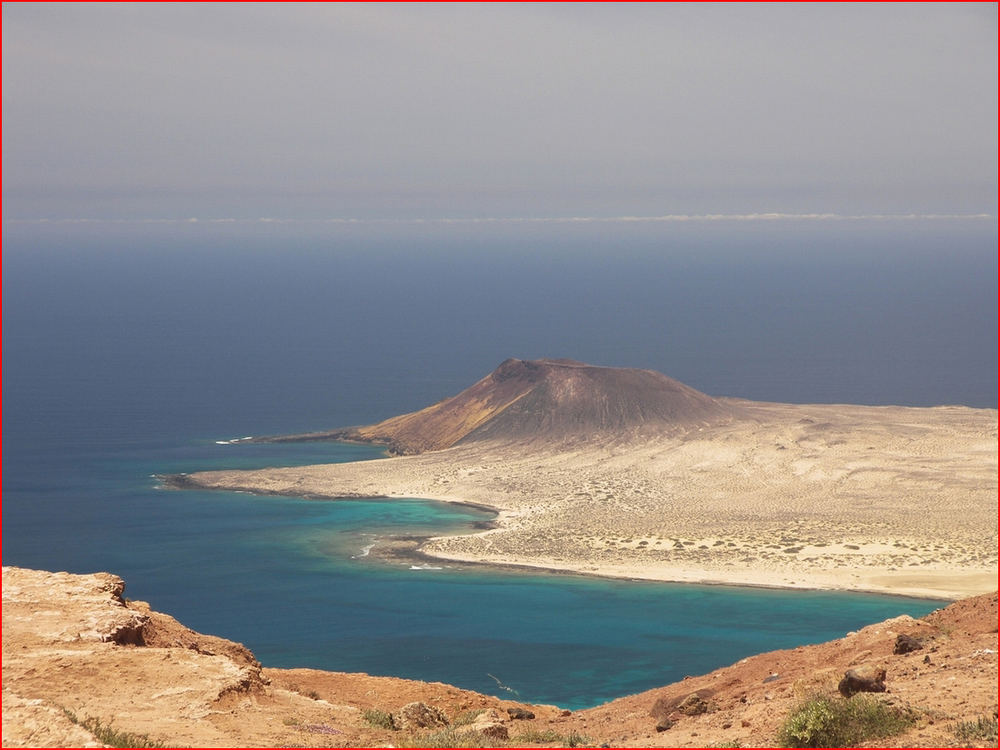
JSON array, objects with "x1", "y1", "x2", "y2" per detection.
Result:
[{"x1": 838, "y1": 665, "x2": 887, "y2": 697}]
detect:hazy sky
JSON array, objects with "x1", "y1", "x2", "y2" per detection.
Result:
[{"x1": 2, "y1": 3, "x2": 996, "y2": 222}]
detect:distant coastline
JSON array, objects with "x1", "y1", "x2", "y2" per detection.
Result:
[{"x1": 158, "y1": 472, "x2": 500, "y2": 516}]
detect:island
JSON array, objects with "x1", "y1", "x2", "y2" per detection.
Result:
[{"x1": 167, "y1": 358, "x2": 998, "y2": 600}]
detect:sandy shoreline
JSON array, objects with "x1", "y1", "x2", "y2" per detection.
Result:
[
  {"x1": 365, "y1": 533, "x2": 965, "y2": 602},
  {"x1": 171, "y1": 399, "x2": 998, "y2": 601}
]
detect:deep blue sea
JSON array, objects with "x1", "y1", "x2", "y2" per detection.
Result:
[{"x1": 3, "y1": 220, "x2": 995, "y2": 708}]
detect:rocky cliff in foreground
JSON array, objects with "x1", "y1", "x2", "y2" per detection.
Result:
[{"x1": 3, "y1": 566, "x2": 996, "y2": 748}]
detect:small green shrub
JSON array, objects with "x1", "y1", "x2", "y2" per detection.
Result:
[
  {"x1": 779, "y1": 697, "x2": 836, "y2": 747},
  {"x1": 361, "y1": 707, "x2": 397, "y2": 730},
  {"x1": 305, "y1": 690, "x2": 321, "y2": 700},
  {"x1": 62, "y1": 709, "x2": 165, "y2": 748},
  {"x1": 565, "y1": 730, "x2": 591, "y2": 747},
  {"x1": 951, "y1": 715, "x2": 999, "y2": 744},
  {"x1": 776, "y1": 694, "x2": 915, "y2": 748}
]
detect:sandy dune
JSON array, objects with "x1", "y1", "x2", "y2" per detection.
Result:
[{"x1": 178, "y1": 399, "x2": 997, "y2": 600}]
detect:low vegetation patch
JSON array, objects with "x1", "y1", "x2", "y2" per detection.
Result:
[
  {"x1": 361, "y1": 707, "x2": 397, "y2": 730},
  {"x1": 511, "y1": 727, "x2": 591, "y2": 746},
  {"x1": 511, "y1": 727, "x2": 563, "y2": 743},
  {"x1": 398, "y1": 727, "x2": 505, "y2": 748},
  {"x1": 951, "y1": 715, "x2": 999, "y2": 745},
  {"x1": 397, "y1": 725, "x2": 593, "y2": 748},
  {"x1": 776, "y1": 694, "x2": 915, "y2": 748},
  {"x1": 62, "y1": 709, "x2": 165, "y2": 749},
  {"x1": 451, "y1": 708, "x2": 486, "y2": 727}
]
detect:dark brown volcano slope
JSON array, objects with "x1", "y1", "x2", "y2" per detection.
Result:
[{"x1": 302, "y1": 358, "x2": 736, "y2": 454}]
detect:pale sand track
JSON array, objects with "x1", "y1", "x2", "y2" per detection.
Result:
[{"x1": 180, "y1": 400, "x2": 997, "y2": 599}]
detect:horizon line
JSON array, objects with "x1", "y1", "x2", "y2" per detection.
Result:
[{"x1": 4, "y1": 212, "x2": 995, "y2": 226}]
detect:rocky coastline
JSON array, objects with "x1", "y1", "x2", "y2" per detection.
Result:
[{"x1": 3, "y1": 566, "x2": 996, "y2": 748}]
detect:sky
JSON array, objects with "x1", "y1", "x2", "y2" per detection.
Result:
[{"x1": 2, "y1": 3, "x2": 997, "y2": 223}]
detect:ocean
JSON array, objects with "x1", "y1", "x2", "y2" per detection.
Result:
[{"x1": 2, "y1": 219, "x2": 994, "y2": 708}]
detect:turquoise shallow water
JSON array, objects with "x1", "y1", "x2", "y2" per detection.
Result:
[
  {"x1": 3, "y1": 435, "x2": 945, "y2": 709},
  {"x1": 3, "y1": 234, "x2": 979, "y2": 709}
]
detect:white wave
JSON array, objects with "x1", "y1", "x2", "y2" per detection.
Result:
[
  {"x1": 409, "y1": 564, "x2": 443, "y2": 570},
  {"x1": 351, "y1": 543, "x2": 376, "y2": 559},
  {"x1": 8, "y1": 212, "x2": 994, "y2": 226}
]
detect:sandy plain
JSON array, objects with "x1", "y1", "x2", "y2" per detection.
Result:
[{"x1": 179, "y1": 399, "x2": 998, "y2": 600}]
